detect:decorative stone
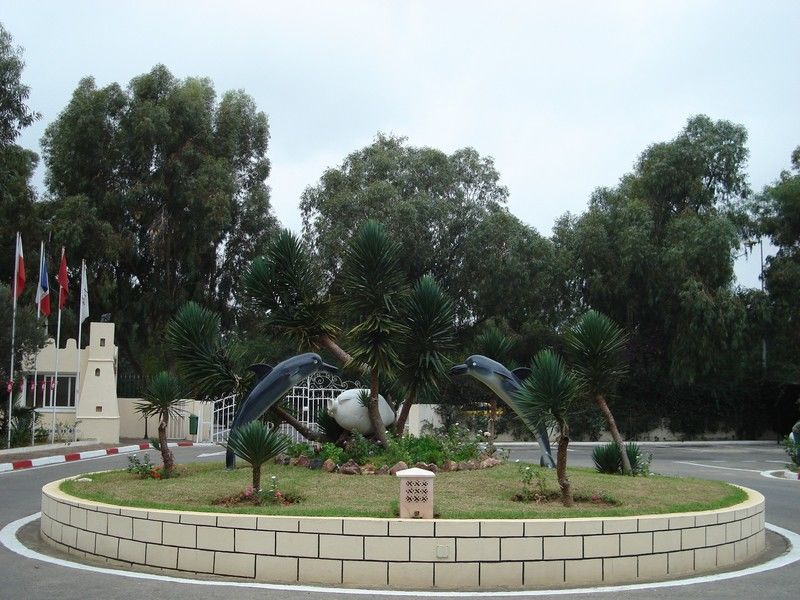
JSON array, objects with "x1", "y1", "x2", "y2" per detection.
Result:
[
  {"x1": 414, "y1": 462, "x2": 438, "y2": 473},
  {"x1": 389, "y1": 461, "x2": 408, "y2": 475},
  {"x1": 396, "y1": 467, "x2": 436, "y2": 519},
  {"x1": 376, "y1": 465, "x2": 390, "y2": 475},
  {"x1": 339, "y1": 460, "x2": 362, "y2": 475},
  {"x1": 295, "y1": 455, "x2": 311, "y2": 468},
  {"x1": 308, "y1": 458, "x2": 324, "y2": 470},
  {"x1": 328, "y1": 388, "x2": 395, "y2": 435},
  {"x1": 273, "y1": 453, "x2": 290, "y2": 465},
  {"x1": 322, "y1": 459, "x2": 337, "y2": 473},
  {"x1": 480, "y1": 457, "x2": 502, "y2": 469},
  {"x1": 362, "y1": 463, "x2": 376, "y2": 475},
  {"x1": 441, "y1": 459, "x2": 457, "y2": 472}
]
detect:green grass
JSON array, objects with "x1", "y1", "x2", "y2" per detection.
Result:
[{"x1": 61, "y1": 462, "x2": 747, "y2": 519}]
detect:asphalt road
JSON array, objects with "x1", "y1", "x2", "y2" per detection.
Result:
[{"x1": 0, "y1": 442, "x2": 797, "y2": 599}]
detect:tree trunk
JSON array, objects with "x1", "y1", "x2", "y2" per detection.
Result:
[
  {"x1": 555, "y1": 421, "x2": 573, "y2": 507},
  {"x1": 270, "y1": 405, "x2": 325, "y2": 442},
  {"x1": 393, "y1": 391, "x2": 416, "y2": 436},
  {"x1": 368, "y1": 369, "x2": 388, "y2": 447},
  {"x1": 488, "y1": 397, "x2": 497, "y2": 455},
  {"x1": 316, "y1": 334, "x2": 354, "y2": 365},
  {"x1": 253, "y1": 463, "x2": 261, "y2": 492},
  {"x1": 595, "y1": 394, "x2": 632, "y2": 475},
  {"x1": 158, "y1": 418, "x2": 174, "y2": 477}
]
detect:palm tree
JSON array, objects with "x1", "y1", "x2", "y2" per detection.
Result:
[
  {"x1": 136, "y1": 372, "x2": 186, "y2": 477},
  {"x1": 339, "y1": 220, "x2": 408, "y2": 446},
  {"x1": 226, "y1": 420, "x2": 289, "y2": 492},
  {"x1": 394, "y1": 275, "x2": 456, "y2": 434},
  {"x1": 243, "y1": 229, "x2": 349, "y2": 363},
  {"x1": 515, "y1": 349, "x2": 582, "y2": 507},
  {"x1": 475, "y1": 324, "x2": 514, "y2": 449},
  {"x1": 565, "y1": 310, "x2": 632, "y2": 474}
]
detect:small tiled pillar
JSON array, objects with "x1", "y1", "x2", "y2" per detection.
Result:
[{"x1": 396, "y1": 467, "x2": 435, "y2": 519}]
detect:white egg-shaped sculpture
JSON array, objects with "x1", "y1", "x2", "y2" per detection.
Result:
[{"x1": 328, "y1": 388, "x2": 395, "y2": 435}]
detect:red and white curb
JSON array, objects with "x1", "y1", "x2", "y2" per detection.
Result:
[{"x1": 0, "y1": 441, "x2": 197, "y2": 473}]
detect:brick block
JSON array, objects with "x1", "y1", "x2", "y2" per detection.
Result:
[
  {"x1": 61, "y1": 525, "x2": 77, "y2": 547},
  {"x1": 70, "y1": 507, "x2": 88, "y2": 530},
  {"x1": 716, "y1": 509, "x2": 735, "y2": 523},
  {"x1": 603, "y1": 519, "x2": 637, "y2": 534},
  {"x1": 178, "y1": 548, "x2": 214, "y2": 573},
  {"x1": 275, "y1": 532, "x2": 317, "y2": 557},
  {"x1": 480, "y1": 520, "x2": 524, "y2": 537},
  {"x1": 716, "y1": 542, "x2": 735, "y2": 567},
  {"x1": 107, "y1": 515, "x2": 133, "y2": 539},
  {"x1": 256, "y1": 555, "x2": 298, "y2": 583},
  {"x1": 525, "y1": 520, "x2": 564, "y2": 536},
  {"x1": 565, "y1": 558, "x2": 603, "y2": 584},
  {"x1": 118, "y1": 539, "x2": 146, "y2": 563},
  {"x1": 695, "y1": 513, "x2": 718, "y2": 526},
  {"x1": 435, "y1": 520, "x2": 480, "y2": 537},
  {"x1": 343, "y1": 560, "x2": 388, "y2": 586},
  {"x1": 411, "y1": 536, "x2": 455, "y2": 561},
  {"x1": 132, "y1": 518, "x2": 161, "y2": 544},
  {"x1": 179, "y1": 513, "x2": 217, "y2": 526},
  {"x1": 217, "y1": 515, "x2": 258, "y2": 529},
  {"x1": 319, "y1": 534, "x2": 362, "y2": 560},
  {"x1": 480, "y1": 562, "x2": 522, "y2": 588},
  {"x1": 215, "y1": 551, "x2": 255, "y2": 578},
  {"x1": 76, "y1": 530, "x2": 95, "y2": 553},
  {"x1": 343, "y1": 519, "x2": 387, "y2": 536},
  {"x1": 95, "y1": 534, "x2": 118, "y2": 559},
  {"x1": 364, "y1": 536, "x2": 409, "y2": 561},
  {"x1": 726, "y1": 521, "x2": 742, "y2": 542},
  {"x1": 637, "y1": 516, "x2": 669, "y2": 532},
  {"x1": 668, "y1": 550, "x2": 694, "y2": 574},
  {"x1": 299, "y1": 518, "x2": 342, "y2": 534},
  {"x1": 85, "y1": 511, "x2": 108, "y2": 534},
  {"x1": 457, "y1": 537, "x2": 498, "y2": 561},
  {"x1": 435, "y1": 562, "x2": 478, "y2": 589},
  {"x1": 390, "y1": 520, "x2": 434, "y2": 537},
  {"x1": 389, "y1": 562, "x2": 433, "y2": 589},
  {"x1": 733, "y1": 539, "x2": 747, "y2": 561},
  {"x1": 695, "y1": 547, "x2": 716, "y2": 570},
  {"x1": 257, "y1": 516, "x2": 298, "y2": 532},
  {"x1": 544, "y1": 536, "x2": 582, "y2": 559},
  {"x1": 197, "y1": 525, "x2": 234, "y2": 551},
  {"x1": 56, "y1": 502, "x2": 71, "y2": 524},
  {"x1": 298, "y1": 558, "x2": 342, "y2": 584},
  {"x1": 236, "y1": 529, "x2": 275, "y2": 555},
  {"x1": 603, "y1": 556, "x2": 637, "y2": 582},
  {"x1": 706, "y1": 524, "x2": 726, "y2": 546},
  {"x1": 146, "y1": 544, "x2": 177, "y2": 569},
  {"x1": 584, "y1": 534, "x2": 619, "y2": 558},
  {"x1": 681, "y1": 527, "x2": 706, "y2": 550},
  {"x1": 669, "y1": 515, "x2": 695, "y2": 530},
  {"x1": 525, "y1": 560, "x2": 564, "y2": 586},
  {"x1": 163, "y1": 523, "x2": 196, "y2": 548},
  {"x1": 653, "y1": 530, "x2": 681, "y2": 553},
  {"x1": 565, "y1": 520, "x2": 603, "y2": 535},
  {"x1": 637, "y1": 553, "x2": 668, "y2": 579},
  {"x1": 501, "y1": 536, "x2": 542, "y2": 561},
  {"x1": 148, "y1": 511, "x2": 180, "y2": 523}
]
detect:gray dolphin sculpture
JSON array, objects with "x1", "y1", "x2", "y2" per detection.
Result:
[
  {"x1": 225, "y1": 353, "x2": 337, "y2": 469},
  {"x1": 450, "y1": 354, "x2": 556, "y2": 468}
]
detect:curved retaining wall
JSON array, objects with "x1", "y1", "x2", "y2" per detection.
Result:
[{"x1": 40, "y1": 479, "x2": 765, "y2": 590}]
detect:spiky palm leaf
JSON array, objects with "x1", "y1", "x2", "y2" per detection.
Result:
[
  {"x1": 136, "y1": 372, "x2": 187, "y2": 423},
  {"x1": 515, "y1": 349, "x2": 581, "y2": 428},
  {"x1": 564, "y1": 310, "x2": 629, "y2": 397},
  {"x1": 226, "y1": 420, "x2": 290, "y2": 490},
  {"x1": 164, "y1": 302, "x2": 242, "y2": 400},
  {"x1": 398, "y1": 275, "x2": 456, "y2": 399},
  {"x1": 243, "y1": 230, "x2": 338, "y2": 349},
  {"x1": 475, "y1": 325, "x2": 513, "y2": 362},
  {"x1": 339, "y1": 220, "x2": 407, "y2": 375}
]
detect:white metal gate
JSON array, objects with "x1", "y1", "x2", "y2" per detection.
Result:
[{"x1": 209, "y1": 374, "x2": 359, "y2": 445}]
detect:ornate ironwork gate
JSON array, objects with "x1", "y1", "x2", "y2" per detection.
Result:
[{"x1": 210, "y1": 373, "x2": 360, "y2": 445}]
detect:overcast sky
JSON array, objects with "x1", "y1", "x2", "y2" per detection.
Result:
[{"x1": 4, "y1": 1, "x2": 799, "y2": 287}]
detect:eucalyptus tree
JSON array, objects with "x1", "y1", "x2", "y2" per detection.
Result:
[
  {"x1": 565, "y1": 310, "x2": 632, "y2": 474},
  {"x1": 41, "y1": 64, "x2": 277, "y2": 373},
  {"x1": 516, "y1": 349, "x2": 582, "y2": 507}
]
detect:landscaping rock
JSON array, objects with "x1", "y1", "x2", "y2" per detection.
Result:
[
  {"x1": 389, "y1": 461, "x2": 408, "y2": 475},
  {"x1": 376, "y1": 465, "x2": 390, "y2": 475},
  {"x1": 274, "y1": 453, "x2": 290, "y2": 465},
  {"x1": 361, "y1": 463, "x2": 376, "y2": 475},
  {"x1": 339, "y1": 460, "x2": 362, "y2": 475},
  {"x1": 295, "y1": 455, "x2": 311, "y2": 468},
  {"x1": 322, "y1": 458, "x2": 337, "y2": 473},
  {"x1": 480, "y1": 457, "x2": 502, "y2": 469},
  {"x1": 441, "y1": 459, "x2": 458, "y2": 472},
  {"x1": 308, "y1": 458, "x2": 324, "y2": 470},
  {"x1": 414, "y1": 461, "x2": 438, "y2": 473}
]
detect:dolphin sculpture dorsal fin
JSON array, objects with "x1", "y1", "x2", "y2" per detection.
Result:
[
  {"x1": 512, "y1": 367, "x2": 532, "y2": 381},
  {"x1": 248, "y1": 363, "x2": 274, "y2": 381}
]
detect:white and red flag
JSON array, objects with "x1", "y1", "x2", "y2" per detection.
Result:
[
  {"x1": 36, "y1": 247, "x2": 51, "y2": 317},
  {"x1": 14, "y1": 233, "x2": 25, "y2": 299},
  {"x1": 57, "y1": 248, "x2": 69, "y2": 309}
]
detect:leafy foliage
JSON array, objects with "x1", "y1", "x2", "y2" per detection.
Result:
[
  {"x1": 565, "y1": 310, "x2": 628, "y2": 398},
  {"x1": 515, "y1": 349, "x2": 581, "y2": 429},
  {"x1": 136, "y1": 371, "x2": 186, "y2": 476},
  {"x1": 226, "y1": 420, "x2": 290, "y2": 490},
  {"x1": 591, "y1": 442, "x2": 651, "y2": 475}
]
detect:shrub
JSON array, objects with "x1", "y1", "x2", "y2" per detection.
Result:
[
  {"x1": 286, "y1": 441, "x2": 314, "y2": 458},
  {"x1": 320, "y1": 442, "x2": 344, "y2": 464},
  {"x1": 592, "y1": 442, "x2": 651, "y2": 475},
  {"x1": 782, "y1": 435, "x2": 800, "y2": 466},
  {"x1": 227, "y1": 421, "x2": 290, "y2": 491}
]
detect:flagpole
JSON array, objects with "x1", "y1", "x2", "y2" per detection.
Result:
[
  {"x1": 50, "y1": 292, "x2": 63, "y2": 444},
  {"x1": 74, "y1": 260, "x2": 86, "y2": 444},
  {"x1": 7, "y1": 233, "x2": 21, "y2": 449}
]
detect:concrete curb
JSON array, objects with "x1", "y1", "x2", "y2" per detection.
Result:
[{"x1": 0, "y1": 441, "x2": 196, "y2": 473}]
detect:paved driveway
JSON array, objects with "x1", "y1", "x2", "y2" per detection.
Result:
[{"x1": 1, "y1": 442, "x2": 797, "y2": 599}]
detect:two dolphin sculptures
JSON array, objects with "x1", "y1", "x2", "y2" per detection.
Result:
[
  {"x1": 450, "y1": 354, "x2": 556, "y2": 468},
  {"x1": 225, "y1": 353, "x2": 337, "y2": 470}
]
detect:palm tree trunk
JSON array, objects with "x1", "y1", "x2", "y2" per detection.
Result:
[
  {"x1": 158, "y1": 419, "x2": 174, "y2": 477},
  {"x1": 253, "y1": 463, "x2": 261, "y2": 492},
  {"x1": 595, "y1": 394, "x2": 632, "y2": 474},
  {"x1": 316, "y1": 334, "x2": 353, "y2": 365},
  {"x1": 393, "y1": 391, "x2": 416, "y2": 435},
  {"x1": 368, "y1": 369, "x2": 388, "y2": 447},
  {"x1": 270, "y1": 406, "x2": 325, "y2": 442},
  {"x1": 556, "y1": 421, "x2": 573, "y2": 507}
]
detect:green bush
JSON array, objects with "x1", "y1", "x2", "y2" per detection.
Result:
[
  {"x1": 592, "y1": 442, "x2": 651, "y2": 475},
  {"x1": 320, "y1": 442, "x2": 344, "y2": 464},
  {"x1": 782, "y1": 435, "x2": 800, "y2": 466},
  {"x1": 286, "y1": 441, "x2": 314, "y2": 458}
]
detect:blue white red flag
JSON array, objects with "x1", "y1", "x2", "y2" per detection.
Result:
[{"x1": 36, "y1": 248, "x2": 51, "y2": 318}]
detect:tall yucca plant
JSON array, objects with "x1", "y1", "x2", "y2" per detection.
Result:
[
  {"x1": 164, "y1": 302, "x2": 243, "y2": 400},
  {"x1": 339, "y1": 220, "x2": 408, "y2": 446},
  {"x1": 515, "y1": 349, "x2": 582, "y2": 507},
  {"x1": 226, "y1": 420, "x2": 289, "y2": 492},
  {"x1": 394, "y1": 275, "x2": 456, "y2": 434},
  {"x1": 136, "y1": 372, "x2": 186, "y2": 477},
  {"x1": 243, "y1": 230, "x2": 347, "y2": 362},
  {"x1": 565, "y1": 310, "x2": 632, "y2": 474},
  {"x1": 475, "y1": 324, "x2": 515, "y2": 449}
]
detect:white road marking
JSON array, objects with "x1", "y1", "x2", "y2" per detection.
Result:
[
  {"x1": 2, "y1": 513, "x2": 798, "y2": 596},
  {"x1": 196, "y1": 451, "x2": 226, "y2": 458},
  {"x1": 674, "y1": 461, "x2": 763, "y2": 473}
]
